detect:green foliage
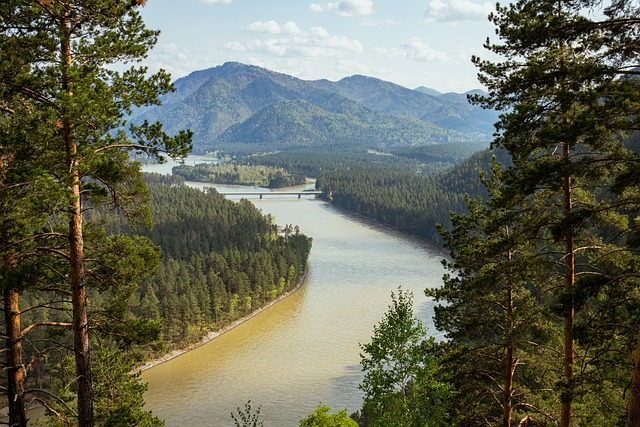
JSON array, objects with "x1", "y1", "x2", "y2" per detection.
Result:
[
  {"x1": 215, "y1": 98, "x2": 470, "y2": 152},
  {"x1": 390, "y1": 141, "x2": 488, "y2": 165},
  {"x1": 92, "y1": 349, "x2": 164, "y2": 427},
  {"x1": 300, "y1": 405, "x2": 357, "y2": 427},
  {"x1": 2, "y1": 1, "x2": 192, "y2": 424},
  {"x1": 39, "y1": 348, "x2": 163, "y2": 427},
  {"x1": 435, "y1": 0, "x2": 640, "y2": 425},
  {"x1": 315, "y1": 148, "x2": 509, "y2": 244},
  {"x1": 231, "y1": 401, "x2": 263, "y2": 427},
  {"x1": 429, "y1": 161, "x2": 559, "y2": 425},
  {"x1": 240, "y1": 142, "x2": 490, "y2": 179},
  {"x1": 86, "y1": 233, "x2": 164, "y2": 350},
  {"x1": 241, "y1": 144, "x2": 427, "y2": 178},
  {"x1": 358, "y1": 288, "x2": 452, "y2": 427}
]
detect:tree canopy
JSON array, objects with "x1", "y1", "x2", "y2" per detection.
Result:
[
  {"x1": 430, "y1": 0, "x2": 640, "y2": 426},
  {"x1": 1, "y1": 1, "x2": 190, "y2": 425}
]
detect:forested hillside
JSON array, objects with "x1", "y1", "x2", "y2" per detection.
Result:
[
  {"x1": 315, "y1": 76, "x2": 497, "y2": 135},
  {"x1": 215, "y1": 98, "x2": 468, "y2": 150},
  {"x1": 240, "y1": 142, "x2": 488, "y2": 179},
  {"x1": 234, "y1": 142, "x2": 496, "y2": 244},
  {"x1": 391, "y1": 141, "x2": 489, "y2": 165},
  {"x1": 316, "y1": 148, "x2": 509, "y2": 243},
  {"x1": 240, "y1": 144, "x2": 425, "y2": 177},
  {"x1": 98, "y1": 174, "x2": 312, "y2": 349}
]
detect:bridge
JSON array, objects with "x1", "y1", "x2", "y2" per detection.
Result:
[{"x1": 218, "y1": 190, "x2": 323, "y2": 199}]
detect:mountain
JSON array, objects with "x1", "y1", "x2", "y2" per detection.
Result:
[
  {"x1": 319, "y1": 76, "x2": 497, "y2": 136},
  {"x1": 425, "y1": 90, "x2": 499, "y2": 135},
  {"x1": 217, "y1": 98, "x2": 467, "y2": 149},
  {"x1": 414, "y1": 86, "x2": 442, "y2": 97},
  {"x1": 134, "y1": 62, "x2": 498, "y2": 154},
  {"x1": 314, "y1": 75, "x2": 444, "y2": 120}
]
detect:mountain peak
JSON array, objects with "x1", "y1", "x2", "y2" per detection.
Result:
[
  {"x1": 217, "y1": 61, "x2": 269, "y2": 75},
  {"x1": 414, "y1": 86, "x2": 442, "y2": 97}
]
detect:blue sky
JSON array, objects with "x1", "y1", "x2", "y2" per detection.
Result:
[{"x1": 139, "y1": 0, "x2": 496, "y2": 93}]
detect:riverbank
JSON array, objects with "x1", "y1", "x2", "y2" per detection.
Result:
[
  {"x1": 321, "y1": 196, "x2": 446, "y2": 251},
  {"x1": 136, "y1": 270, "x2": 308, "y2": 373}
]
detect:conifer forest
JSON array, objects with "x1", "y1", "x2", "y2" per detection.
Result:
[{"x1": 2, "y1": 1, "x2": 640, "y2": 427}]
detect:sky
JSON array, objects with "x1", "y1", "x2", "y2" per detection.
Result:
[{"x1": 138, "y1": 0, "x2": 497, "y2": 93}]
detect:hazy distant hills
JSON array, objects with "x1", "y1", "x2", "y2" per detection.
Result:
[{"x1": 134, "y1": 62, "x2": 498, "y2": 153}]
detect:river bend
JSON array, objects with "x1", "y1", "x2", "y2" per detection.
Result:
[{"x1": 141, "y1": 158, "x2": 446, "y2": 426}]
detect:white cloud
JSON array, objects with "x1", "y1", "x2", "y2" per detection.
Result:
[
  {"x1": 335, "y1": 59, "x2": 372, "y2": 75},
  {"x1": 282, "y1": 21, "x2": 302, "y2": 35},
  {"x1": 425, "y1": 0, "x2": 493, "y2": 22},
  {"x1": 309, "y1": 0, "x2": 374, "y2": 17},
  {"x1": 199, "y1": 0, "x2": 233, "y2": 4},
  {"x1": 227, "y1": 25, "x2": 363, "y2": 59},
  {"x1": 402, "y1": 37, "x2": 450, "y2": 61},
  {"x1": 262, "y1": 39, "x2": 289, "y2": 56},
  {"x1": 224, "y1": 41, "x2": 247, "y2": 52},
  {"x1": 372, "y1": 38, "x2": 450, "y2": 62},
  {"x1": 360, "y1": 18, "x2": 400, "y2": 27},
  {"x1": 143, "y1": 43, "x2": 208, "y2": 79},
  {"x1": 244, "y1": 21, "x2": 302, "y2": 35},
  {"x1": 310, "y1": 27, "x2": 364, "y2": 52},
  {"x1": 309, "y1": 27, "x2": 330, "y2": 38}
]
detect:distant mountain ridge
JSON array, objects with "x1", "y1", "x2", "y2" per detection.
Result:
[{"x1": 134, "y1": 62, "x2": 497, "y2": 153}]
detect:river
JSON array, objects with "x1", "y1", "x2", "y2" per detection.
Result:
[{"x1": 141, "y1": 157, "x2": 447, "y2": 426}]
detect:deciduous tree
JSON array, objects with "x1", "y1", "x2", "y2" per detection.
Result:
[
  {"x1": 299, "y1": 404, "x2": 357, "y2": 427},
  {"x1": 358, "y1": 288, "x2": 451, "y2": 427}
]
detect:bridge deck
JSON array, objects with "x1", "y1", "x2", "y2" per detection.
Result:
[{"x1": 218, "y1": 190, "x2": 322, "y2": 199}]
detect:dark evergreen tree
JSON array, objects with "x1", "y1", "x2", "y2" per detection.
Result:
[
  {"x1": 469, "y1": 1, "x2": 640, "y2": 425},
  {"x1": 1, "y1": 1, "x2": 191, "y2": 425},
  {"x1": 430, "y1": 161, "x2": 559, "y2": 425}
]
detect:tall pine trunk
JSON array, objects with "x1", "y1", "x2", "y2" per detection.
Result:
[
  {"x1": 61, "y1": 19, "x2": 94, "y2": 427},
  {"x1": 560, "y1": 142, "x2": 575, "y2": 427},
  {"x1": 3, "y1": 255, "x2": 27, "y2": 427},
  {"x1": 503, "y1": 247, "x2": 514, "y2": 427},
  {"x1": 2, "y1": 154, "x2": 27, "y2": 426},
  {"x1": 504, "y1": 340, "x2": 514, "y2": 427},
  {"x1": 69, "y1": 189, "x2": 93, "y2": 427}
]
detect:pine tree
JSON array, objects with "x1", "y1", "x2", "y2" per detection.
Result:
[
  {"x1": 471, "y1": 1, "x2": 640, "y2": 425},
  {"x1": 430, "y1": 161, "x2": 558, "y2": 425},
  {"x1": 1, "y1": 17, "x2": 70, "y2": 425},
  {"x1": 1, "y1": 1, "x2": 191, "y2": 426}
]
